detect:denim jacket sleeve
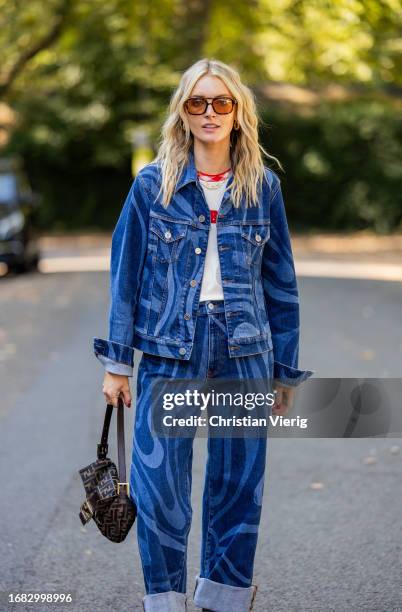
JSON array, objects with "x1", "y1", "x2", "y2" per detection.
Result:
[
  {"x1": 261, "y1": 174, "x2": 314, "y2": 387},
  {"x1": 93, "y1": 172, "x2": 150, "y2": 373}
]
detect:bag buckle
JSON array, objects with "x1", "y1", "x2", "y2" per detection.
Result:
[
  {"x1": 117, "y1": 482, "x2": 130, "y2": 495},
  {"x1": 97, "y1": 443, "x2": 108, "y2": 458}
]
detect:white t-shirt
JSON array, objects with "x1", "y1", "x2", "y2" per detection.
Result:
[{"x1": 198, "y1": 175, "x2": 230, "y2": 302}]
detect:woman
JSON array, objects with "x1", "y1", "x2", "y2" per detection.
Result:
[{"x1": 94, "y1": 58, "x2": 313, "y2": 612}]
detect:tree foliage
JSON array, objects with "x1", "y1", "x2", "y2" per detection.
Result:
[{"x1": 0, "y1": 0, "x2": 400, "y2": 231}]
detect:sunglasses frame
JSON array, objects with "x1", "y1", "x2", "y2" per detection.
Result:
[{"x1": 184, "y1": 96, "x2": 238, "y2": 115}]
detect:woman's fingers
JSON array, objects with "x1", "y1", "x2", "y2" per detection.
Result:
[
  {"x1": 102, "y1": 373, "x2": 131, "y2": 408},
  {"x1": 103, "y1": 388, "x2": 121, "y2": 408},
  {"x1": 273, "y1": 387, "x2": 285, "y2": 415},
  {"x1": 122, "y1": 388, "x2": 132, "y2": 408},
  {"x1": 272, "y1": 386, "x2": 295, "y2": 415}
]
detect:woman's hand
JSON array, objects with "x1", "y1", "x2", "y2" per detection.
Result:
[
  {"x1": 272, "y1": 385, "x2": 295, "y2": 416},
  {"x1": 102, "y1": 372, "x2": 132, "y2": 408}
]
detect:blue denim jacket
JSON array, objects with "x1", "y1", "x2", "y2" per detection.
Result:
[{"x1": 93, "y1": 148, "x2": 314, "y2": 386}]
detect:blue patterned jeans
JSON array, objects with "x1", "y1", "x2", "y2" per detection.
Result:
[{"x1": 130, "y1": 299, "x2": 274, "y2": 612}]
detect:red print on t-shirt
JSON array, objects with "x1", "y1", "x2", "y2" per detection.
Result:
[{"x1": 210, "y1": 210, "x2": 218, "y2": 224}]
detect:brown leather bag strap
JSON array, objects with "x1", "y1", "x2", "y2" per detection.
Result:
[
  {"x1": 97, "y1": 397, "x2": 127, "y2": 487},
  {"x1": 117, "y1": 397, "x2": 127, "y2": 485},
  {"x1": 97, "y1": 403, "x2": 113, "y2": 459}
]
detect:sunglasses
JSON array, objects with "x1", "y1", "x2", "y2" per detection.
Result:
[{"x1": 184, "y1": 96, "x2": 237, "y2": 115}]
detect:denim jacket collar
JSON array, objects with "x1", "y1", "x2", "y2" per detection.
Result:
[{"x1": 174, "y1": 145, "x2": 234, "y2": 197}]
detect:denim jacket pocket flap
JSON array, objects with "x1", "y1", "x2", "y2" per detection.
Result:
[
  {"x1": 241, "y1": 222, "x2": 270, "y2": 246},
  {"x1": 150, "y1": 217, "x2": 188, "y2": 243}
]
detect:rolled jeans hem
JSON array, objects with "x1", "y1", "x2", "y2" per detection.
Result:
[
  {"x1": 142, "y1": 591, "x2": 187, "y2": 612},
  {"x1": 192, "y1": 574, "x2": 258, "y2": 612}
]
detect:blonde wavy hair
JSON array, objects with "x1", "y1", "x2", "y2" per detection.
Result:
[{"x1": 153, "y1": 57, "x2": 283, "y2": 209}]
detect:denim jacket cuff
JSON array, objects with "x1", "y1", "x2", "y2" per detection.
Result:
[
  {"x1": 97, "y1": 354, "x2": 134, "y2": 377},
  {"x1": 93, "y1": 337, "x2": 134, "y2": 369},
  {"x1": 273, "y1": 360, "x2": 315, "y2": 387}
]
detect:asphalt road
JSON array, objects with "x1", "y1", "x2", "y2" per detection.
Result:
[{"x1": 0, "y1": 266, "x2": 401, "y2": 611}]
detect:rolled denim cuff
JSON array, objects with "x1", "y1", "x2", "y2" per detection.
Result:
[
  {"x1": 193, "y1": 574, "x2": 258, "y2": 612},
  {"x1": 274, "y1": 360, "x2": 315, "y2": 387},
  {"x1": 142, "y1": 591, "x2": 187, "y2": 612},
  {"x1": 93, "y1": 337, "x2": 134, "y2": 368},
  {"x1": 97, "y1": 354, "x2": 134, "y2": 377}
]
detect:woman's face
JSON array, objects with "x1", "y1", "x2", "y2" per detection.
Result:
[{"x1": 184, "y1": 74, "x2": 237, "y2": 147}]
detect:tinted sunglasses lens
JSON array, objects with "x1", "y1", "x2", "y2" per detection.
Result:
[
  {"x1": 186, "y1": 99, "x2": 206, "y2": 114},
  {"x1": 213, "y1": 98, "x2": 233, "y2": 113}
]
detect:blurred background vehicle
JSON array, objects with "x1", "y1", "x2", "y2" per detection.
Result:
[{"x1": 0, "y1": 157, "x2": 41, "y2": 274}]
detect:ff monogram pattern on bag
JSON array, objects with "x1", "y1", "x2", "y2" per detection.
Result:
[{"x1": 78, "y1": 400, "x2": 137, "y2": 543}]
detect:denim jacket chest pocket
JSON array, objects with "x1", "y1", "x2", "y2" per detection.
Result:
[
  {"x1": 240, "y1": 222, "x2": 271, "y2": 267},
  {"x1": 149, "y1": 216, "x2": 188, "y2": 263}
]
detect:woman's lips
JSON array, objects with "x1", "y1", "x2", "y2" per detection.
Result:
[{"x1": 202, "y1": 125, "x2": 219, "y2": 130}]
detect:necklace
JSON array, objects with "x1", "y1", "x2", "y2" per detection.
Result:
[
  {"x1": 197, "y1": 167, "x2": 231, "y2": 181},
  {"x1": 197, "y1": 167, "x2": 232, "y2": 190}
]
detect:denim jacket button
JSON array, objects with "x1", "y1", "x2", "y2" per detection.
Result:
[
  {"x1": 164, "y1": 230, "x2": 172, "y2": 239},
  {"x1": 198, "y1": 214, "x2": 205, "y2": 222},
  {"x1": 255, "y1": 233, "x2": 262, "y2": 242},
  {"x1": 184, "y1": 313, "x2": 191, "y2": 320},
  {"x1": 190, "y1": 279, "x2": 197, "y2": 287},
  {"x1": 195, "y1": 247, "x2": 201, "y2": 254},
  {"x1": 179, "y1": 347, "x2": 186, "y2": 355}
]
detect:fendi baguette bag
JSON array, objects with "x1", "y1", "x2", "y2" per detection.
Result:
[{"x1": 78, "y1": 396, "x2": 137, "y2": 543}]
